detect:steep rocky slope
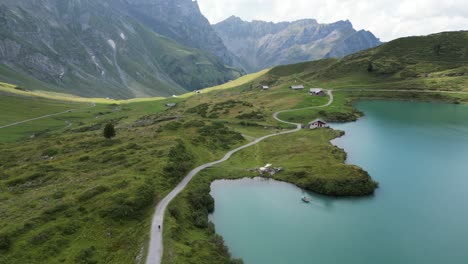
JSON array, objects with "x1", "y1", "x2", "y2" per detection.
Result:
[
  {"x1": 0, "y1": 0, "x2": 242, "y2": 99},
  {"x1": 214, "y1": 16, "x2": 382, "y2": 72}
]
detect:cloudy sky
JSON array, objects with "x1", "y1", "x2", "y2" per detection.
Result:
[{"x1": 197, "y1": 0, "x2": 468, "y2": 42}]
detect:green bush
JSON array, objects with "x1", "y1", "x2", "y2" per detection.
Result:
[
  {"x1": 53, "y1": 191, "x2": 66, "y2": 199},
  {"x1": 236, "y1": 111, "x2": 265, "y2": 120},
  {"x1": 30, "y1": 231, "x2": 52, "y2": 245},
  {"x1": 163, "y1": 121, "x2": 183, "y2": 131},
  {"x1": 188, "y1": 185, "x2": 215, "y2": 228},
  {"x1": 77, "y1": 185, "x2": 110, "y2": 202},
  {"x1": 6, "y1": 172, "x2": 47, "y2": 187},
  {"x1": 186, "y1": 103, "x2": 209, "y2": 117},
  {"x1": 164, "y1": 141, "x2": 195, "y2": 181},
  {"x1": 61, "y1": 222, "x2": 81, "y2": 235},
  {"x1": 42, "y1": 148, "x2": 59, "y2": 157},
  {"x1": 169, "y1": 206, "x2": 181, "y2": 220},
  {"x1": 183, "y1": 120, "x2": 205, "y2": 128},
  {"x1": 239, "y1": 121, "x2": 261, "y2": 127},
  {"x1": 101, "y1": 180, "x2": 156, "y2": 220},
  {"x1": 194, "y1": 122, "x2": 244, "y2": 149},
  {"x1": 43, "y1": 203, "x2": 71, "y2": 216},
  {"x1": 318, "y1": 110, "x2": 362, "y2": 122},
  {"x1": 0, "y1": 234, "x2": 11, "y2": 250},
  {"x1": 75, "y1": 246, "x2": 97, "y2": 264},
  {"x1": 103, "y1": 123, "x2": 116, "y2": 140},
  {"x1": 78, "y1": 156, "x2": 90, "y2": 162},
  {"x1": 192, "y1": 210, "x2": 208, "y2": 228}
]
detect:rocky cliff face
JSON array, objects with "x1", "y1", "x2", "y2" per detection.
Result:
[
  {"x1": 214, "y1": 16, "x2": 382, "y2": 73},
  {"x1": 0, "y1": 0, "x2": 242, "y2": 98},
  {"x1": 120, "y1": 0, "x2": 235, "y2": 65}
]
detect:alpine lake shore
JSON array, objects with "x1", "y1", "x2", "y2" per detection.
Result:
[{"x1": 1, "y1": 50, "x2": 468, "y2": 263}]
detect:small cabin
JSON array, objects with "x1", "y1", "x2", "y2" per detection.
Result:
[
  {"x1": 290, "y1": 85, "x2": 305, "y2": 90},
  {"x1": 308, "y1": 119, "x2": 328, "y2": 129},
  {"x1": 309, "y1": 88, "x2": 326, "y2": 96},
  {"x1": 165, "y1": 103, "x2": 177, "y2": 108},
  {"x1": 262, "y1": 85, "x2": 270, "y2": 90}
]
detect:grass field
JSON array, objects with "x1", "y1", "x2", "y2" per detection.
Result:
[
  {"x1": 2, "y1": 69, "x2": 468, "y2": 263},
  {"x1": 1, "y1": 31, "x2": 468, "y2": 264}
]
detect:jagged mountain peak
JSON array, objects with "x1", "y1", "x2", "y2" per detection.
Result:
[
  {"x1": 214, "y1": 17, "x2": 382, "y2": 73},
  {"x1": 0, "y1": 0, "x2": 243, "y2": 98}
]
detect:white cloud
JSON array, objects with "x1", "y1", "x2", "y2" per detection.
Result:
[{"x1": 197, "y1": 0, "x2": 468, "y2": 41}]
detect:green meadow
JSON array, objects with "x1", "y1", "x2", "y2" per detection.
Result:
[{"x1": 1, "y1": 31, "x2": 468, "y2": 264}]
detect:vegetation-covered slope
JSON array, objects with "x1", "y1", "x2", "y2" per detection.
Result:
[
  {"x1": 268, "y1": 31, "x2": 468, "y2": 91},
  {"x1": 0, "y1": 0, "x2": 242, "y2": 99},
  {"x1": 0, "y1": 75, "x2": 383, "y2": 263},
  {"x1": 1, "y1": 31, "x2": 468, "y2": 264}
]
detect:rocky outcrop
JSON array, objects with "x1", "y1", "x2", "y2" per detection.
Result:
[
  {"x1": 120, "y1": 0, "x2": 235, "y2": 65},
  {"x1": 0, "y1": 0, "x2": 242, "y2": 99},
  {"x1": 214, "y1": 16, "x2": 382, "y2": 73}
]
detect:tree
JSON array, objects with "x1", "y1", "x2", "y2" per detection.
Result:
[
  {"x1": 367, "y1": 62, "x2": 374, "y2": 72},
  {"x1": 103, "y1": 123, "x2": 116, "y2": 139},
  {"x1": 434, "y1": 44, "x2": 441, "y2": 56}
]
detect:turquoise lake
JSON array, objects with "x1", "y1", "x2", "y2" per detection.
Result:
[{"x1": 209, "y1": 101, "x2": 468, "y2": 264}]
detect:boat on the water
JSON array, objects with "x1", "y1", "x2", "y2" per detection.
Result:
[{"x1": 302, "y1": 196, "x2": 310, "y2": 203}]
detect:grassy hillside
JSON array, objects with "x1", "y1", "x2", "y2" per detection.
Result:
[
  {"x1": 0, "y1": 1, "x2": 243, "y2": 99},
  {"x1": 0, "y1": 76, "x2": 382, "y2": 263},
  {"x1": 268, "y1": 31, "x2": 468, "y2": 91},
  {"x1": 1, "y1": 31, "x2": 468, "y2": 264}
]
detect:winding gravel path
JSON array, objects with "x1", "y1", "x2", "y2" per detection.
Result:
[
  {"x1": 145, "y1": 87, "x2": 468, "y2": 263},
  {"x1": 0, "y1": 102, "x2": 96, "y2": 129},
  {"x1": 145, "y1": 91, "x2": 333, "y2": 264}
]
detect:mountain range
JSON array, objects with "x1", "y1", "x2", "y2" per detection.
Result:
[
  {"x1": 0, "y1": 0, "x2": 382, "y2": 99},
  {"x1": 214, "y1": 16, "x2": 382, "y2": 73},
  {"x1": 0, "y1": 0, "x2": 242, "y2": 99}
]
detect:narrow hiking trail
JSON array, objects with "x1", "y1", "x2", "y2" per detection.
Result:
[
  {"x1": 145, "y1": 91, "x2": 334, "y2": 264},
  {"x1": 0, "y1": 102, "x2": 96, "y2": 129},
  {"x1": 145, "y1": 88, "x2": 468, "y2": 263}
]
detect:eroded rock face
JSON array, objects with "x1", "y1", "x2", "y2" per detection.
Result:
[
  {"x1": 0, "y1": 0, "x2": 242, "y2": 98},
  {"x1": 121, "y1": 0, "x2": 235, "y2": 65},
  {"x1": 0, "y1": 39, "x2": 22, "y2": 60},
  {"x1": 214, "y1": 17, "x2": 382, "y2": 73}
]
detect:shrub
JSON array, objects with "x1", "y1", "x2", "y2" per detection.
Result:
[
  {"x1": 192, "y1": 210, "x2": 208, "y2": 228},
  {"x1": 43, "y1": 203, "x2": 71, "y2": 216},
  {"x1": 318, "y1": 110, "x2": 362, "y2": 122},
  {"x1": 188, "y1": 185, "x2": 215, "y2": 228},
  {"x1": 183, "y1": 120, "x2": 205, "y2": 128},
  {"x1": 78, "y1": 156, "x2": 90, "y2": 162},
  {"x1": 0, "y1": 234, "x2": 11, "y2": 250},
  {"x1": 77, "y1": 185, "x2": 110, "y2": 202},
  {"x1": 126, "y1": 143, "x2": 140, "y2": 150},
  {"x1": 186, "y1": 103, "x2": 209, "y2": 117},
  {"x1": 42, "y1": 148, "x2": 59, "y2": 157},
  {"x1": 163, "y1": 141, "x2": 195, "y2": 181},
  {"x1": 236, "y1": 111, "x2": 265, "y2": 120},
  {"x1": 367, "y1": 61, "x2": 374, "y2": 72},
  {"x1": 53, "y1": 191, "x2": 66, "y2": 199},
  {"x1": 163, "y1": 121, "x2": 183, "y2": 131},
  {"x1": 6, "y1": 172, "x2": 47, "y2": 187},
  {"x1": 103, "y1": 123, "x2": 116, "y2": 139},
  {"x1": 169, "y1": 206, "x2": 180, "y2": 220},
  {"x1": 101, "y1": 179, "x2": 156, "y2": 220},
  {"x1": 75, "y1": 246, "x2": 97, "y2": 264},
  {"x1": 30, "y1": 231, "x2": 52, "y2": 245},
  {"x1": 61, "y1": 222, "x2": 80, "y2": 235},
  {"x1": 194, "y1": 123, "x2": 244, "y2": 149},
  {"x1": 239, "y1": 121, "x2": 261, "y2": 127}
]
